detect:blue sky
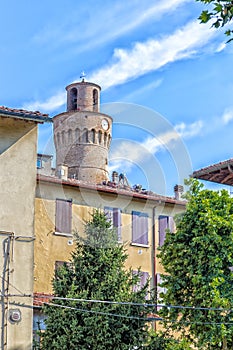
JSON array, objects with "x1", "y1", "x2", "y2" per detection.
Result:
[{"x1": 1, "y1": 0, "x2": 233, "y2": 196}]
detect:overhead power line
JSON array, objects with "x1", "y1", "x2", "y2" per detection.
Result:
[
  {"x1": 42, "y1": 302, "x2": 233, "y2": 325},
  {"x1": 4, "y1": 293, "x2": 233, "y2": 320},
  {"x1": 45, "y1": 302, "x2": 160, "y2": 321},
  {"x1": 33, "y1": 294, "x2": 233, "y2": 313}
]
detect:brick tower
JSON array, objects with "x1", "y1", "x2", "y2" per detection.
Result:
[{"x1": 53, "y1": 78, "x2": 112, "y2": 183}]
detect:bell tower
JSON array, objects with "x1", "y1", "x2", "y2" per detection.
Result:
[{"x1": 53, "y1": 77, "x2": 112, "y2": 183}]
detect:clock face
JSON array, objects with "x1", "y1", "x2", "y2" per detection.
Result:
[{"x1": 101, "y1": 119, "x2": 109, "y2": 130}]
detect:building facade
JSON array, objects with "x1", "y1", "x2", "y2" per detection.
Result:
[
  {"x1": 0, "y1": 107, "x2": 50, "y2": 350},
  {"x1": 33, "y1": 78, "x2": 186, "y2": 334},
  {"x1": 0, "y1": 78, "x2": 186, "y2": 347},
  {"x1": 34, "y1": 175, "x2": 185, "y2": 295}
]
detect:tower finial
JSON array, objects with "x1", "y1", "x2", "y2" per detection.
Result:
[{"x1": 80, "y1": 71, "x2": 86, "y2": 82}]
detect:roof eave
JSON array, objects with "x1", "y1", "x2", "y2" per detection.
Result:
[{"x1": 0, "y1": 110, "x2": 52, "y2": 124}]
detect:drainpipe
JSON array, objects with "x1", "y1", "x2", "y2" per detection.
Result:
[
  {"x1": 152, "y1": 206, "x2": 157, "y2": 330},
  {"x1": 1, "y1": 232, "x2": 13, "y2": 350},
  {"x1": 152, "y1": 207, "x2": 157, "y2": 290}
]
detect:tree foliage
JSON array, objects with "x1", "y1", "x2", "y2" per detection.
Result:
[
  {"x1": 158, "y1": 179, "x2": 233, "y2": 349},
  {"x1": 197, "y1": 0, "x2": 233, "y2": 41},
  {"x1": 40, "y1": 210, "x2": 153, "y2": 350},
  {"x1": 146, "y1": 330, "x2": 192, "y2": 349}
]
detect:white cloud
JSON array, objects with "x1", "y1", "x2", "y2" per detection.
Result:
[
  {"x1": 175, "y1": 120, "x2": 204, "y2": 138},
  {"x1": 107, "y1": 0, "x2": 191, "y2": 39},
  {"x1": 33, "y1": 0, "x2": 190, "y2": 51},
  {"x1": 221, "y1": 107, "x2": 233, "y2": 125},
  {"x1": 215, "y1": 42, "x2": 226, "y2": 53},
  {"x1": 23, "y1": 18, "x2": 216, "y2": 112},
  {"x1": 90, "y1": 20, "x2": 216, "y2": 90},
  {"x1": 22, "y1": 91, "x2": 66, "y2": 113}
]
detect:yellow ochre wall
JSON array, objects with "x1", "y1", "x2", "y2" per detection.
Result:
[
  {"x1": 34, "y1": 181, "x2": 185, "y2": 295},
  {"x1": 0, "y1": 116, "x2": 38, "y2": 350}
]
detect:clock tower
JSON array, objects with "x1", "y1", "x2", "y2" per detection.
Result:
[{"x1": 53, "y1": 78, "x2": 112, "y2": 183}]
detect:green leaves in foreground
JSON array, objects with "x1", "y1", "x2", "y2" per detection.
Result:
[
  {"x1": 158, "y1": 179, "x2": 233, "y2": 349},
  {"x1": 196, "y1": 0, "x2": 233, "y2": 42}
]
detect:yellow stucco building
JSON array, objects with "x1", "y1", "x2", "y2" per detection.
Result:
[
  {"x1": 0, "y1": 107, "x2": 50, "y2": 350},
  {"x1": 34, "y1": 174, "x2": 185, "y2": 296}
]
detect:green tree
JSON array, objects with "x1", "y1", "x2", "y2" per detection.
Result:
[
  {"x1": 41, "y1": 210, "x2": 152, "y2": 350},
  {"x1": 197, "y1": 0, "x2": 233, "y2": 41},
  {"x1": 146, "y1": 330, "x2": 192, "y2": 349},
  {"x1": 158, "y1": 179, "x2": 233, "y2": 349}
]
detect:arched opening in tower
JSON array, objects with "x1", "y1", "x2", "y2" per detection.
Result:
[
  {"x1": 70, "y1": 87, "x2": 78, "y2": 110},
  {"x1": 93, "y1": 89, "x2": 98, "y2": 112}
]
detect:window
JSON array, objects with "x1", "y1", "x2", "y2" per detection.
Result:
[
  {"x1": 75, "y1": 128, "x2": 80, "y2": 142},
  {"x1": 104, "y1": 207, "x2": 122, "y2": 241},
  {"x1": 61, "y1": 131, "x2": 65, "y2": 144},
  {"x1": 33, "y1": 310, "x2": 47, "y2": 332},
  {"x1": 158, "y1": 216, "x2": 174, "y2": 246},
  {"x1": 37, "y1": 158, "x2": 42, "y2": 168},
  {"x1": 55, "y1": 260, "x2": 66, "y2": 271},
  {"x1": 68, "y1": 129, "x2": 72, "y2": 143},
  {"x1": 55, "y1": 260, "x2": 72, "y2": 271},
  {"x1": 93, "y1": 89, "x2": 98, "y2": 111},
  {"x1": 70, "y1": 87, "x2": 78, "y2": 110},
  {"x1": 91, "y1": 129, "x2": 96, "y2": 143},
  {"x1": 156, "y1": 273, "x2": 167, "y2": 311},
  {"x1": 132, "y1": 270, "x2": 150, "y2": 298},
  {"x1": 55, "y1": 199, "x2": 72, "y2": 235},
  {"x1": 98, "y1": 130, "x2": 102, "y2": 144},
  {"x1": 132, "y1": 211, "x2": 148, "y2": 245}
]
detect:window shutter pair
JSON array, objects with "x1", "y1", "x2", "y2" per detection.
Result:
[
  {"x1": 104, "y1": 207, "x2": 122, "y2": 241},
  {"x1": 158, "y1": 216, "x2": 174, "y2": 246},
  {"x1": 156, "y1": 273, "x2": 167, "y2": 310},
  {"x1": 132, "y1": 270, "x2": 149, "y2": 293}
]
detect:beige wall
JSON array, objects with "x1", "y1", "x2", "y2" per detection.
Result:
[
  {"x1": 0, "y1": 116, "x2": 37, "y2": 350},
  {"x1": 35, "y1": 180, "x2": 185, "y2": 296}
]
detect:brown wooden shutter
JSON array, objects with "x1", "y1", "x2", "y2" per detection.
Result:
[
  {"x1": 132, "y1": 270, "x2": 149, "y2": 296},
  {"x1": 168, "y1": 216, "x2": 175, "y2": 233},
  {"x1": 132, "y1": 211, "x2": 148, "y2": 245},
  {"x1": 55, "y1": 199, "x2": 72, "y2": 234},
  {"x1": 113, "y1": 208, "x2": 121, "y2": 241},
  {"x1": 159, "y1": 216, "x2": 175, "y2": 246},
  {"x1": 105, "y1": 207, "x2": 122, "y2": 241},
  {"x1": 158, "y1": 216, "x2": 168, "y2": 246},
  {"x1": 156, "y1": 273, "x2": 167, "y2": 311}
]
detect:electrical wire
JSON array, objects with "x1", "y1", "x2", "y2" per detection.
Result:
[
  {"x1": 33, "y1": 295, "x2": 233, "y2": 313},
  {"x1": 41, "y1": 302, "x2": 233, "y2": 325},
  {"x1": 4, "y1": 293, "x2": 233, "y2": 325},
  {"x1": 4, "y1": 294, "x2": 233, "y2": 326},
  {"x1": 165, "y1": 319, "x2": 233, "y2": 326},
  {"x1": 45, "y1": 302, "x2": 159, "y2": 321}
]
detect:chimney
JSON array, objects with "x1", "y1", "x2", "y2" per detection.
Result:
[
  {"x1": 174, "y1": 184, "x2": 184, "y2": 200},
  {"x1": 56, "y1": 164, "x2": 68, "y2": 180},
  {"x1": 112, "y1": 171, "x2": 119, "y2": 183}
]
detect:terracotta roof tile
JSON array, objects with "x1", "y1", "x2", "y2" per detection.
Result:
[
  {"x1": 34, "y1": 292, "x2": 54, "y2": 306},
  {"x1": 192, "y1": 158, "x2": 233, "y2": 186},
  {"x1": 37, "y1": 174, "x2": 187, "y2": 206},
  {"x1": 0, "y1": 105, "x2": 51, "y2": 123}
]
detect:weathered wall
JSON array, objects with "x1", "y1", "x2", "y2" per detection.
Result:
[{"x1": 0, "y1": 116, "x2": 37, "y2": 350}]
